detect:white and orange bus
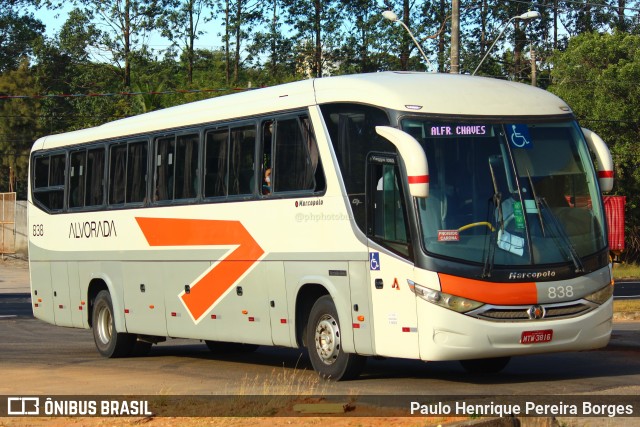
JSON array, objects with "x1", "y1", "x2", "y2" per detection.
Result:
[{"x1": 28, "y1": 72, "x2": 614, "y2": 380}]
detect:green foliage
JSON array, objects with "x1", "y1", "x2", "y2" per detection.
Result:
[
  {"x1": 0, "y1": 10, "x2": 45, "y2": 72},
  {"x1": 0, "y1": 60, "x2": 42, "y2": 196},
  {"x1": 549, "y1": 32, "x2": 640, "y2": 260}
]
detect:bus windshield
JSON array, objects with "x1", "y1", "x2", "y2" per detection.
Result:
[{"x1": 401, "y1": 119, "x2": 607, "y2": 268}]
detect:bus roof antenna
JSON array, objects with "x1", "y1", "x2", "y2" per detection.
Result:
[
  {"x1": 472, "y1": 11, "x2": 542, "y2": 76},
  {"x1": 382, "y1": 10, "x2": 433, "y2": 73}
]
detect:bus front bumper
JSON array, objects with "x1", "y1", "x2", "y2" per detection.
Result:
[{"x1": 417, "y1": 297, "x2": 613, "y2": 361}]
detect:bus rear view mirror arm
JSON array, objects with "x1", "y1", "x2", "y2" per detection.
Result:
[
  {"x1": 581, "y1": 128, "x2": 613, "y2": 192},
  {"x1": 375, "y1": 126, "x2": 429, "y2": 198}
]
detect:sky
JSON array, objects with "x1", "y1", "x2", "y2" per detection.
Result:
[{"x1": 30, "y1": 3, "x2": 226, "y2": 54}]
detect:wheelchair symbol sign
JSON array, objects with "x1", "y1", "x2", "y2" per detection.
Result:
[
  {"x1": 506, "y1": 124, "x2": 532, "y2": 149},
  {"x1": 369, "y1": 252, "x2": 380, "y2": 271}
]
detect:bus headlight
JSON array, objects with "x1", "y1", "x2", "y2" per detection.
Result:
[
  {"x1": 584, "y1": 283, "x2": 614, "y2": 305},
  {"x1": 407, "y1": 280, "x2": 484, "y2": 313}
]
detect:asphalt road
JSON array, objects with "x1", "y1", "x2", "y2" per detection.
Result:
[{"x1": 615, "y1": 281, "x2": 640, "y2": 299}]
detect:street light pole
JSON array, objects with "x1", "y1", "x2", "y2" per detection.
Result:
[
  {"x1": 472, "y1": 11, "x2": 541, "y2": 76},
  {"x1": 382, "y1": 10, "x2": 432, "y2": 72}
]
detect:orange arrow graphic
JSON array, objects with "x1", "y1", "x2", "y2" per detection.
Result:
[{"x1": 135, "y1": 217, "x2": 264, "y2": 322}]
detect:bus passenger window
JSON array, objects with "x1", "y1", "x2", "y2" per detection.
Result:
[
  {"x1": 228, "y1": 125, "x2": 255, "y2": 196},
  {"x1": 261, "y1": 120, "x2": 273, "y2": 195},
  {"x1": 109, "y1": 144, "x2": 126, "y2": 204},
  {"x1": 85, "y1": 148, "x2": 104, "y2": 207},
  {"x1": 272, "y1": 117, "x2": 321, "y2": 193},
  {"x1": 127, "y1": 141, "x2": 147, "y2": 203},
  {"x1": 155, "y1": 136, "x2": 175, "y2": 201},
  {"x1": 175, "y1": 133, "x2": 199, "y2": 199},
  {"x1": 32, "y1": 153, "x2": 66, "y2": 211},
  {"x1": 204, "y1": 129, "x2": 228, "y2": 198},
  {"x1": 69, "y1": 150, "x2": 86, "y2": 208}
]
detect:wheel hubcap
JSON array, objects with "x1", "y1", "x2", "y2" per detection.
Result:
[
  {"x1": 315, "y1": 314, "x2": 340, "y2": 365},
  {"x1": 96, "y1": 305, "x2": 113, "y2": 345}
]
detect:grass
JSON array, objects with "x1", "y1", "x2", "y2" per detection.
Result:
[
  {"x1": 613, "y1": 299, "x2": 640, "y2": 314},
  {"x1": 612, "y1": 262, "x2": 640, "y2": 280}
]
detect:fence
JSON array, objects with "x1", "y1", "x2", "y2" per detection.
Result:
[{"x1": 1, "y1": 192, "x2": 16, "y2": 258}]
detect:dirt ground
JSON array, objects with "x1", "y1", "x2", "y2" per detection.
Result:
[{"x1": 2, "y1": 257, "x2": 637, "y2": 427}]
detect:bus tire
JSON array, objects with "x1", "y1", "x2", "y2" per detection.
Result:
[
  {"x1": 204, "y1": 341, "x2": 259, "y2": 353},
  {"x1": 306, "y1": 295, "x2": 365, "y2": 381},
  {"x1": 459, "y1": 356, "x2": 511, "y2": 374},
  {"x1": 92, "y1": 290, "x2": 136, "y2": 358}
]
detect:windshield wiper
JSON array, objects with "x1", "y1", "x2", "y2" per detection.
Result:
[
  {"x1": 482, "y1": 159, "x2": 503, "y2": 278},
  {"x1": 525, "y1": 169, "x2": 584, "y2": 273},
  {"x1": 538, "y1": 197, "x2": 584, "y2": 273},
  {"x1": 525, "y1": 168, "x2": 546, "y2": 237}
]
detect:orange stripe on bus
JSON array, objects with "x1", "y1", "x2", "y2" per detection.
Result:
[
  {"x1": 438, "y1": 273, "x2": 537, "y2": 305},
  {"x1": 136, "y1": 217, "x2": 264, "y2": 322}
]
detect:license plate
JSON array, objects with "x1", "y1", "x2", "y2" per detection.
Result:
[{"x1": 521, "y1": 329, "x2": 553, "y2": 344}]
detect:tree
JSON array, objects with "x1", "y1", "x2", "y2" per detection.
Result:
[
  {"x1": 0, "y1": 9, "x2": 45, "y2": 72},
  {"x1": 549, "y1": 32, "x2": 640, "y2": 259},
  {"x1": 284, "y1": 0, "x2": 342, "y2": 77},
  {"x1": 76, "y1": 0, "x2": 167, "y2": 89},
  {"x1": 163, "y1": 0, "x2": 210, "y2": 84},
  {"x1": 214, "y1": 0, "x2": 263, "y2": 84},
  {"x1": 0, "y1": 59, "x2": 41, "y2": 196},
  {"x1": 247, "y1": 0, "x2": 297, "y2": 81}
]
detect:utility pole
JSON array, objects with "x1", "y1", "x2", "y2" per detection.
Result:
[
  {"x1": 450, "y1": 0, "x2": 460, "y2": 73},
  {"x1": 530, "y1": 44, "x2": 537, "y2": 87}
]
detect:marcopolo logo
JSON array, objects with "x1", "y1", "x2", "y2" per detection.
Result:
[{"x1": 508, "y1": 271, "x2": 557, "y2": 280}]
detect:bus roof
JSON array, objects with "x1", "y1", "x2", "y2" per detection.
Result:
[{"x1": 33, "y1": 72, "x2": 572, "y2": 151}]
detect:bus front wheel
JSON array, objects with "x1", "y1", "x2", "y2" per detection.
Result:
[
  {"x1": 92, "y1": 290, "x2": 136, "y2": 358},
  {"x1": 306, "y1": 295, "x2": 365, "y2": 381}
]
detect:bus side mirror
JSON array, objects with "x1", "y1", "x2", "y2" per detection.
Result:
[
  {"x1": 581, "y1": 128, "x2": 613, "y2": 192},
  {"x1": 375, "y1": 126, "x2": 429, "y2": 198}
]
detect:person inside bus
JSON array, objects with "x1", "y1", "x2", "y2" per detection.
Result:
[{"x1": 263, "y1": 168, "x2": 272, "y2": 195}]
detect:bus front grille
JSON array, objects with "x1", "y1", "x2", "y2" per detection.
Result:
[{"x1": 467, "y1": 300, "x2": 598, "y2": 322}]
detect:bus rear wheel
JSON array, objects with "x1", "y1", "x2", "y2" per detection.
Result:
[
  {"x1": 306, "y1": 295, "x2": 365, "y2": 381},
  {"x1": 459, "y1": 357, "x2": 511, "y2": 374},
  {"x1": 92, "y1": 290, "x2": 136, "y2": 358}
]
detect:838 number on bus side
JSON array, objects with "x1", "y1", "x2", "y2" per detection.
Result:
[{"x1": 32, "y1": 224, "x2": 44, "y2": 237}]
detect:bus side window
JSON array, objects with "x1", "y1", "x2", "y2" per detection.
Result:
[
  {"x1": 204, "y1": 128, "x2": 229, "y2": 198},
  {"x1": 272, "y1": 116, "x2": 323, "y2": 193},
  {"x1": 174, "y1": 133, "x2": 199, "y2": 199},
  {"x1": 261, "y1": 120, "x2": 273, "y2": 195},
  {"x1": 85, "y1": 147, "x2": 105, "y2": 207},
  {"x1": 127, "y1": 141, "x2": 148, "y2": 203},
  {"x1": 32, "y1": 153, "x2": 65, "y2": 212},
  {"x1": 69, "y1": 149, "x2": 86, "y2": 208},
  {"x1": 155, "y1": 136, "x2": 175, "y2": 201},
  {"x1": 228, "y1": 125, "x2": 255, "y2": 196},
  {"x1": 109, "y1": 144, "x2": 126, "y2": 205},
  {"x1": 368, "y1": 161, "x2": 410, "y2": 258}
]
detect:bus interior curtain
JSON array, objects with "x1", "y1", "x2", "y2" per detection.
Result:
[
  {"x1": 128, "y1": 143, "x2": 146, "y2": 203},
  {"x1": 87, "y1": 149, "x2": 104, "y2": 206},
  {"x1": 111, "y1": 146, "x2": 126, "y2": 204},
  {"x1": 301, "y1": 117, "x2": 317, "y2": 190},
  {"x1": 216, "y1": 131, "x2": 228, "y2": 196},
  {"x1": 229, "y1": 129, "x2": 242, "y2": 195},
  {"x1": 178, "y1": 136, "x2": 195, "y2": 199}
]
